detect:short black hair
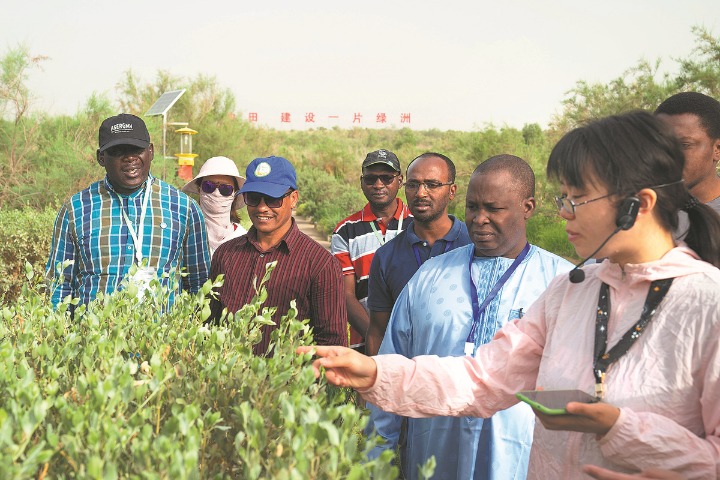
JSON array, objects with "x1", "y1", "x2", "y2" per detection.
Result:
[
  {"x1": 407, "y1": 152, "x2": 456, "y2": 183},
  {"x1": 655, "y1": 92, "x2": 720, "y2": 139},
  {"x1": 472, "y1": 154, "x2": 535, "y2": 199}
]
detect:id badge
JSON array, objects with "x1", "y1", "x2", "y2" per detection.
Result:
[{"x1": 130, "y1": 266, "x2": 157, "y2": 298}]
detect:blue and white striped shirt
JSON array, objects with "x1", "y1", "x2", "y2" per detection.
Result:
[{"x1": 46, "y1": 174, "x2": 210, "y2": 309}]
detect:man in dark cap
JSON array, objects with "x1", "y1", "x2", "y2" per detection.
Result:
[
  {"x1": 46, "y1": 113, "x2": 210, "y2": 311},
  {"x1": 331, "y1": 149, "x2": 411, "y2": 352},
  {"x1": 210, "y1": 155, "x2": 348, "y2": 355}
]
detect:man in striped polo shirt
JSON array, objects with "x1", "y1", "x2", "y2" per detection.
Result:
[{"x1": 331, "y1": 150, "x2": 412, "y2": 352}]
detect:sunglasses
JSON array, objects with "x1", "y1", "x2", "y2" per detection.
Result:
[
  {"x1": 361, "y1": 174, "x2": 400, "y2": 186},
  {"x1": 243, "y1": 190, "x2": 294, "y2": 208},
  {"x1": 201, "y1": 180, "x2": 235, "y2": 197}
]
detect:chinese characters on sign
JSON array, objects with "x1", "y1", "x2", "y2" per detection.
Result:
[{"x1": 247, "y1": 112, "x2": 412, "y2": 125}]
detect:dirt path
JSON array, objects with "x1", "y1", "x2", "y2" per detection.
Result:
[{"x1": 294, "y1": 215, "x2": 331, "y2": 251}]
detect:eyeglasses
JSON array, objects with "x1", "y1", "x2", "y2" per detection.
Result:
[
  {"x1": 243, "y1": 190, "x2": 293, "y2": 208},
  {"x1": 361, "y1": 174, "x2": 400, "y2": 186},
  {"x1": 405, "y1": 180, "x2": 454, "y2": 191},
  {"x1": 201, "y1": 180, "x2": 235, "y2": 197},
  {"x1": 554, "y1": 193, "x2": 612, "y2": 215}
]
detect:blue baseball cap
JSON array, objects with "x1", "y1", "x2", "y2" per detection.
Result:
[{"x1": 239, "y1": 156, "x2": 297, "y2": 198}]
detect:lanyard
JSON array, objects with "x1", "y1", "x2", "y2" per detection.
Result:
[
  {"x1": 593, "y1": 278, "x2": 673, "y2": 399},
  {"x1": 369, "y1": 212, "x2": 404, "y2": 246},
  {"x1": 119, "y1": 178, "x2": 153, "y2": 265},
  {"x1": 412, "y1": 240, "x2": 453, "y2": 268},
  {"x1": 465, "y1": 242, "x2": 530, "y2": 356}
]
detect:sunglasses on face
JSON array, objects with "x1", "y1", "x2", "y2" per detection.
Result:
[
  {"x1": 201, "y1": 180, "x2": 235, "y2": 197},
  {"x1": 361, "y1": 174, "x2": 400, "y2": 186},
  {"x1": 104, "y1": 145, "x2": 146, "y2": 158},
  {"x1": 243, "y1": 190, "x2": 293, "y2": 208}
]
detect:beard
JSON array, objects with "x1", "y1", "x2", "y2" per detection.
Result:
[{"x1": 410, "y1": 201, "x2": 446, "y2": 224}]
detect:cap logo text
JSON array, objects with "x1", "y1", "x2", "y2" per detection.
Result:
[{"x1": 111, "y1": 123, "x2": 134, "y2": 134}]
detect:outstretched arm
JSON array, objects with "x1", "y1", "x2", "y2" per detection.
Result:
[{"x1": 296, "y1": 345, "x2": 377, "y2": 389}]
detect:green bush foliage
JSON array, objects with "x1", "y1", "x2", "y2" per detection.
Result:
[
  {"x1": 0, "y1": 206, "x2": 57, "y2": 303},
  {"x1": 1, "y1": 265, "x2": 400, "y2": 479}
]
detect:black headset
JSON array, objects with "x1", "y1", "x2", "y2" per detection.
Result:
[{"x1": 616, "y1": 196, "x2": 641, "y2": 230}]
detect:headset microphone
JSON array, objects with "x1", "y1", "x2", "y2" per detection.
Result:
[
  {"x1": 568, "y1": 196, "x2": 641, "y2": 284},
  {"x1": 568, "y1": 226, "x2": 622, "y2": 283}
]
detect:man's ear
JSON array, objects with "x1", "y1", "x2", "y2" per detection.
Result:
[
  {"x1": 448, "y1": 183, "x2": 457, "y2": 200},
  {"x1": 523, "y1": 196, "x2": 536, "y2": 219},
  {"x1": 97, "y1": 149, "x2": 105, "y2": 167},
  {"x1": 148, "y1": 143, "x2": 154, "y2": 161},
  {"x1": 712, "y1": 138, "x2": 720, "y2": 165},
  {"x1": 290, "y1": 190, "x2": 299, "y2": 209}
]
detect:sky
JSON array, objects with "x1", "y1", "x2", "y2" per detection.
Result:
[{"x1": 3, "y1": 0, "x2": 719, "y2": 131}]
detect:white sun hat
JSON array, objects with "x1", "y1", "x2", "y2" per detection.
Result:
[{"x1": 181, "y1": 156, "x2": 246, "y2": 195}]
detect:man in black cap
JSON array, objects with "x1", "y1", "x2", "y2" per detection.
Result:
[
  {"x1": 331, "y1": 149, "x2": 412, "y2": 352},
  {"x1": 46, "y1": 113, "x2": 211, "y2": 312}
]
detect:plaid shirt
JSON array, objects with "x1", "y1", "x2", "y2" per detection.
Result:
[{"x1": 46, "y1": 174, "x2": 210, "y2": 309}]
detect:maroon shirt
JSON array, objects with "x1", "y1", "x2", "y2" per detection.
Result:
[{"x1": 209, "y1": 219, "x2": 348, "y2": 355}]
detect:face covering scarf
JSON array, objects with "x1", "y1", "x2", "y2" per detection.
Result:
[{"x1": 199, "y1": 189, "x2": 236, "y2": 252}]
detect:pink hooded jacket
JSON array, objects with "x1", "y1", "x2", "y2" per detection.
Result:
[{"x1": 361, "y1": 247, "x2": 720, "y2": 479}]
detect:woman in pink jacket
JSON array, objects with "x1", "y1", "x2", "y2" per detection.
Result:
[{"x1": 300, "y1": 111, "x2": 720, "y2": 479}]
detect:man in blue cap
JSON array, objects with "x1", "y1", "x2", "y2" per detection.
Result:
[{"x1": 208, "y1": 156, "x2": 348, "y2": 355}]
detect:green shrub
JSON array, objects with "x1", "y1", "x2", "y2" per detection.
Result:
[
  {"x1": 0, "y1": 206, "x2": 57, "y2": 303},
  {"x1": 296, "y1": 166, "x2": 366, "y2": 237},
  {"x1": 0, "y1": 265, "x2": 401, "y2": 479}
]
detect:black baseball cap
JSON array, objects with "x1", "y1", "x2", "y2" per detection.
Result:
[
  {"x1": 98, "y1": 113, "x2": 151, "y2": 152},
  {"x1": 361, "y1": 149, "x2": 400, "y2": 172}
]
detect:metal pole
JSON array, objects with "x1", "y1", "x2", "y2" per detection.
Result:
[{"x1": 162, "y1": 112, "x2": 167, "y2": 181}]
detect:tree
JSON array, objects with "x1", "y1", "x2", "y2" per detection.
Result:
[
  {"x1": 549, "y1": 60, "x2": 677, "y2": 133},
  {"x1": 676, "y1": 26, "x2": 720, "y2": 98},
  {"x1": 550, "y1": 26, "x2": 720, "y2": 134},
  {"x1": 0, "y1": 45, "x2": 48, "y2": 207}
]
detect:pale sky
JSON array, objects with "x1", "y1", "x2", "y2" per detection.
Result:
[{"x1": 3, "y1": 0, "x2": 719, "y2": 131}]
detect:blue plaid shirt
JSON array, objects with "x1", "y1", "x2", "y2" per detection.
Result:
[{"x1": 46, "y1": 174, "x2": 210, "y2": 308}]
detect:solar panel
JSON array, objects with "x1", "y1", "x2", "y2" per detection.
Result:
[{"x1": 145, "y1": 89, "x2": 186, "y2": 116}]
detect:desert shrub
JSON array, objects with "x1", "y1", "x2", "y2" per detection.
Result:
[
  {"x1": 0, "y1": 206, "x2": 57, "y2": 303},
  {"x1": 0, "y1": 264, "x2": 402, "y2": 479},
  {"x1": 295, "y1": 166, "x2": 366, "y2": 237}
]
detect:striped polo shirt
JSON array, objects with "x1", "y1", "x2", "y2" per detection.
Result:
[{"x1": 331, "y1": 198, "x2": 412, "y2": 347}]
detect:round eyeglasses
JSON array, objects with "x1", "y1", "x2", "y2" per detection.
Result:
[{"x1": 554, "y1": 193, "x2": 612, "y2": 215}]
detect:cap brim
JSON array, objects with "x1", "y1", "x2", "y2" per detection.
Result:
[
  {"x1": 99, "y1": 138, "x2": 150, "y2": 153},
  {"x1": 362, "y1": 159, "x2": 400, "y2": 171},
  {"x1": 239, "y1": 181, "x2": 292, "y2": 198}
]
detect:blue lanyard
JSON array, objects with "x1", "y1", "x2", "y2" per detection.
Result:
[
  {"x1": 412, "y1": 240, "x2": 453, "y2": 268},
  {"x1": 464, "y1": 242, "x2": 531, "y2": 356}
]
